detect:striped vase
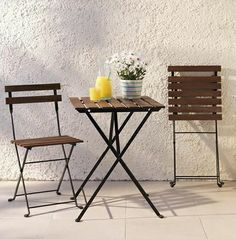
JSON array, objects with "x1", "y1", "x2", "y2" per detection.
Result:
[{"x1": 120, "y1": 79, "x2": 143, "y2": 99}]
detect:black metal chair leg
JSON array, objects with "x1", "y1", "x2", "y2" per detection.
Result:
[
  {"x1": 8, "y1": 148, "x2": 31, "y2": 217},
  {"x1": 170, "y1": 120, "x2": 176, "y2": 188},
  {"x1": 8, "y1": 145, "x2": 22, "y2": 201},
  {"x1": 20, "y1": 149, "x2": 31, "y2": 217},
  {"x1": 215, "y1": 120, "x2": 224, "y2": 187},
  {"x1": 65, "y1": 145, "x2": 84, "y2": 209},
  {"x1": 56, "y1": 144, "x2": 69, "y2": 195},
  {"x1": 8, "y1": 173, "x2": 21, "y2": 202}
]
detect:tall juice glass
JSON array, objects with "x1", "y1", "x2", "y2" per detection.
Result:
[{"x1": 96, "y1": 76, "x2": 112, "y2": 100}]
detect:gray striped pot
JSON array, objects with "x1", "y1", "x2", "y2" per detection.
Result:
[{"x1": 120, "y1": 79, "x2": 143, "y2": 99}]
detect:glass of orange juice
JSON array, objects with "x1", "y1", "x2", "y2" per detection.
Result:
[
  {"x1": 95, "y1": 76, "x2": 112, "y2": 100},
  {"x1": 89, "y1": 87, "x2": 101, "y2": 102}
]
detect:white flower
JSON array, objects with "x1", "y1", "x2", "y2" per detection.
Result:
[
  {"x1": 105, "y1": 51, "x2": 147, "y2": 80},
  {"x1": 129, "y1": 65, "x2": 136, "y2": 72}
]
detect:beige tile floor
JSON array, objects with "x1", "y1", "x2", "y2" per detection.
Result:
[{"x1": 0, "y1": 181, "x2": 236, "y2": 239}]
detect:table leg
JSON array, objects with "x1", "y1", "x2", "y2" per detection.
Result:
[
  {"x1": 113, "y1": 112, "x2": 164, "y2": 218},
  {"x1": 75, "y1": 111, "x2": 163, "y2": 222},
  {"x1": 72, "y1": 112, "x2": 133, "y2": 199}
]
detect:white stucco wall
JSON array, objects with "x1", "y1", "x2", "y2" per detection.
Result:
[{"x1": 0, "y1": 0, "x2": 236, "y2": 180}]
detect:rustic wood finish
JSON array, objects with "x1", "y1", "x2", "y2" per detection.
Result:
[
  {"x1": 117, "y1": 98, "x2": 140, "y2": 109},
  {"x1": 131, "y1": 98, "x2": 153, "y2": 108},
  {"x1": 168, "y1": 76, "x2": 221, "y2": 82},
  {"x1": 5, "y1": 83, "x2": 61, "y2": 92},
  {"x1": 169, "y1": 106, "x2": 222, "y2": 113},
  {"x1": 69, "y1": 96, "x2": 164, "y2": 112},
  {"x1": 168, "y1": 65, "x2": 221, "y2": 72},
  {"x1": 168, "y1": 65, "x2": 222, "y2": 121},
  {"x1": 169, "y1": 114, "x2": 222, "y2": 121},
  {"x1": 108, "y1": 98, "x2": 125, "y2": 108},
  {"x1": 168, "y1": 98, "x2": 221, "y2": 105},
  {"x1": 81, "y1": 97, "x2": 99, "y2": 109},
  {"x1": 168, "y1": 90, "x2": 221, "y2": 97},
  {"x1": 70, "y1": 97, "x2": 86, "y2": 109},
  {"x1": 6, "y1": 95, "x2": 62, "y2": 105},
  {"x1": 168, "y1": 82, "x2": 221, "y2": 90},
  {"x1": 12, "y1": 135, "x2": 83, "y2": 148}
]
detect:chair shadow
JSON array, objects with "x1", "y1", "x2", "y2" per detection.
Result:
[
  {"x1": 81, "y1": 182, "x2": 229, "y2": 219},
  {"x1": 3, "y1": 181, "x2": 235, "y2": 220}
]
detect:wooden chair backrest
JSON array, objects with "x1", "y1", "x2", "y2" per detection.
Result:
[
  {"x1": 5, "y1": 83, "x2": 61, "y2": 105},
  {"x1": 167, "y1": 65, "x2": 222, "y2": 121}
]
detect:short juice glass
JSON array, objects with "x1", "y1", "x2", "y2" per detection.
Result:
[{"x1": 89, "y1": 87, "x2": 101, "y2": 102}]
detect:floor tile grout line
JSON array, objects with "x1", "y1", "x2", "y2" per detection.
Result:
[{"x1": 199, "y1": 217, "x2": 209, "y2": 239}]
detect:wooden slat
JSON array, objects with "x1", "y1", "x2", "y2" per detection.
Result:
[
  {"x1": 169, "y1": 106, "x2": 222, "y2": 113},
  {"x1": 169, "y1": 114, "x2": 222, "y2": 121},
  {"x1": 168, "y1": 65, "x2": 221, "y2": 72},
  {"x1": 6, "y1": 95, "x2": 62, "y2": 104},
  {"x1": 168, "y1": 82, "x2": 221, "y2": 90},
  {"x1": 80, "y1": 97, "x2": 99, "y2": 109},
  {"x1": 96, "y1": 100, "x2": 113, "y2": 109},
  {"x1": 131, "y1": 98, "x2": 153, "y2": 108},
  {"x1": 168, "y1": 76, "x2": 221, "y2": 82},
  {"x1": 12, "y1": 135, "x2": 83, "y2": 148},
  {"x1": 5, "y1": 83, "x2": 61, "y2": 92},
  {"x1": 69, "y1": 97, "x2": 85, "y2": 110},
  {"x1": 117, "y1": 98, "x2": 139, "y2": 109},
  {"x1": 141, "y1": 96, "x2": 165, "y2": 108},
  {"x1": 168, "y1": 98, "x2": 221, "y2": 105},
  {"x1": 12, "y1": 135, "x2": 68, "y2": 145},
  {"x1": 108, "y1": 98, "x2": 126, "y2": 109},
  {"x1": 168, "y1": 90, "x2": 221, "y2": 97}
]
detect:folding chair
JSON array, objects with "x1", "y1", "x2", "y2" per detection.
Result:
[
  {"x1": 5, "y1": 83, "x2": 86, "y2": 217},
  {"x1": 167, "y1": 65, "x2": 224, "y2": 187}
]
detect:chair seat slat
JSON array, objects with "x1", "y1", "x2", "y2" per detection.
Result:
[{"x1": 12, "y1": 135, "x2": 83, "y2": 148}]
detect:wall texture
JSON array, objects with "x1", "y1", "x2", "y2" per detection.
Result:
[{"x1": 0, "y1": 0, "x2": 236, "y2": 180}]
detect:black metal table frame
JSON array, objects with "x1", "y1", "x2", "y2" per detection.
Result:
[{"x1": 73, "y1": 109, "x2": 164, "y2": 222}]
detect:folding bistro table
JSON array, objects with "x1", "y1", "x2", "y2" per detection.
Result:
[{"x1": 70, "y1": 96, "x2": 165, "y2": 222}]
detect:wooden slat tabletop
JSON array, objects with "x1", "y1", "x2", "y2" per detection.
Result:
[
  {"x1": 131, "y1": 98, "x2": 153, "y2": 108},
  {"x1": 117, "y1": 98, "x2": 140, "y2": 109},
  {"x1": 141, "y1": 96, "x2": 165, "y2": 108},
  {"x1": 81, "y1": 97, "x2": 99, "y2": 109},
  {"x1": 69, "y1": 96, "x2": 164, "y2": 112},
  {"x1": 96, "y1": 100, "x2": 113, "y2": 109},
  {"x1": 70, "y1": 97, "x2": 85, "y2": 110},
  {"x1": 108, "y1": 98, "x2": 126, "y2": 108}
]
